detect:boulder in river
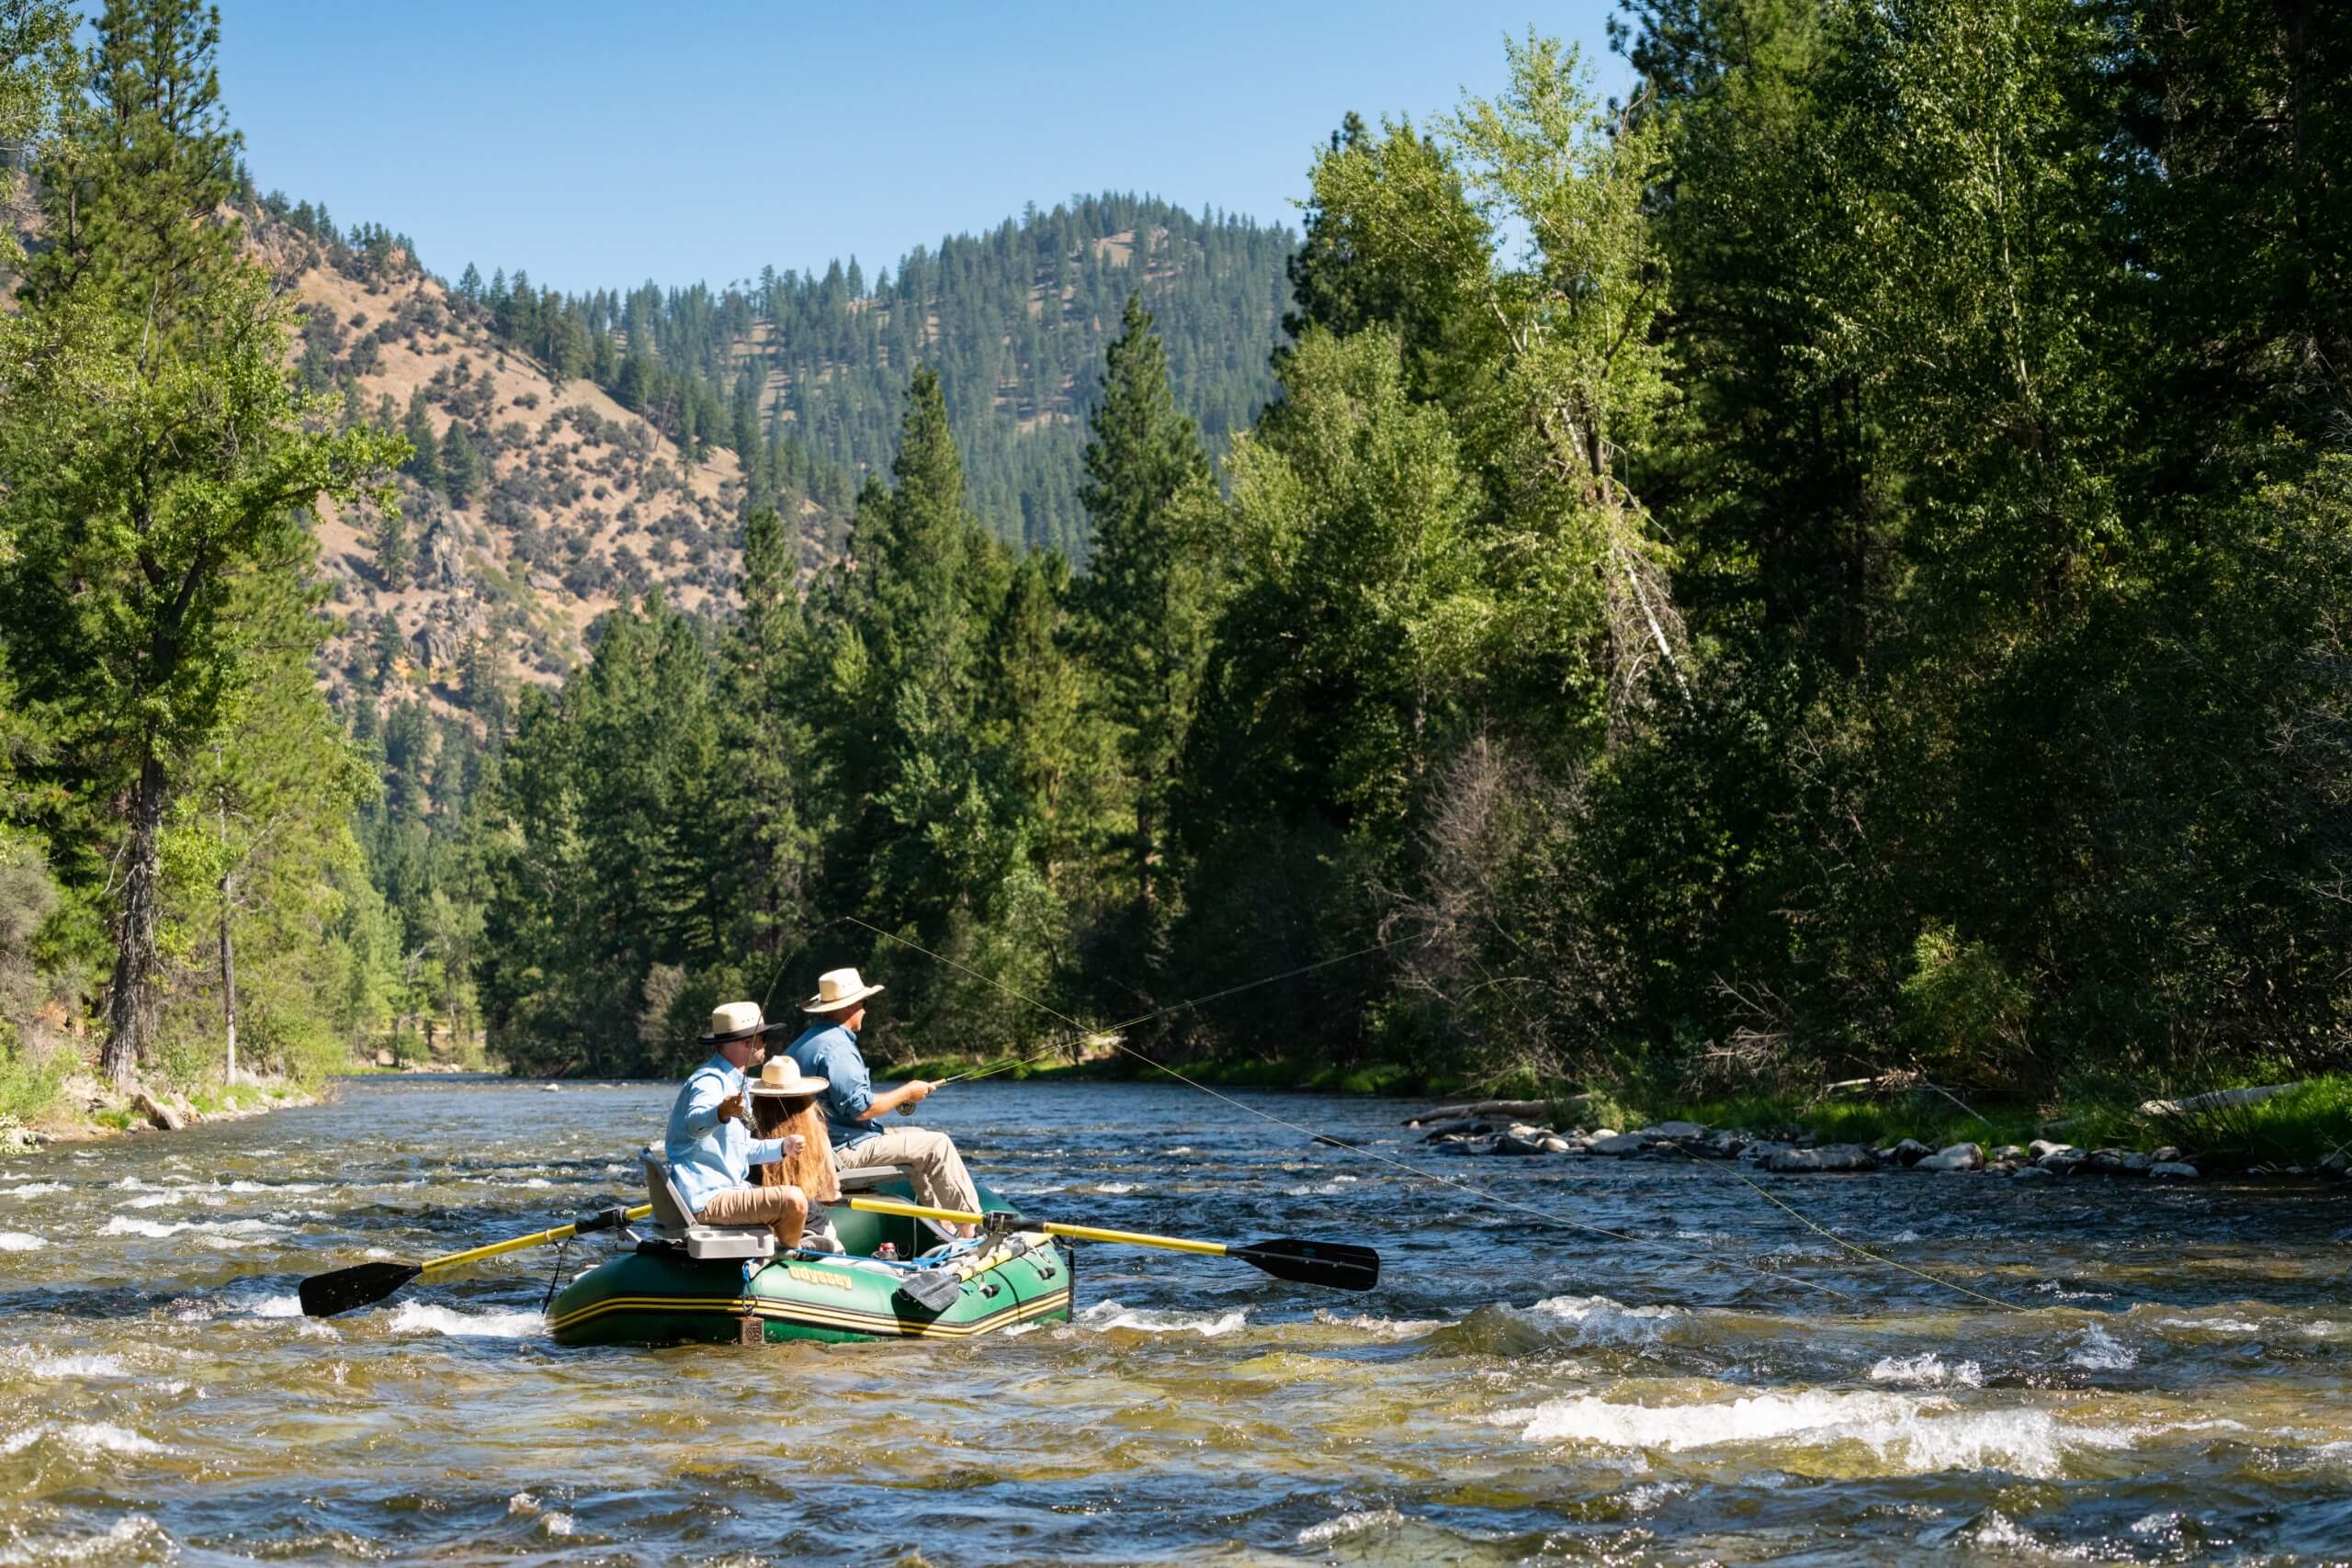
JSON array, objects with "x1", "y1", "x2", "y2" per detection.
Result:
[
  {"x1": 1540, "y1": 1134, "x2": 1572, "y2": 1154},
  {"x1": 1879, "y1": 1138, "x2": 1933, "y2": 1168},
  {"x1": 1992, "y1": 1145, "x2": 2029, "y2": 1162},
  {"x1": 1419, "y1": 1118, "x2": 1492, "y2": 1142},
  {"x1": 1765, "y1": 1143, "x2": 1878, "y2": 1173},
  {"x1": 1647, "y1": 1121, "x2": 1707, "y2": 1141},
  {"x1": 1915, "y1": 1142, "x2": 1984, "y2": 1172},
  {"x1": 2012, "y1": 1164, "x2": 2056, "y2": 1183},
  {"x1": 2149, "y1": 1161, "x2": 2199, "y2": 1179},
  {"x1": 1492, "y1": 1125, "x2": 1550, "y2": 1156},
  {"x1": 1588, "y1": 1133, "x2": 1648, "y2": 1156}
]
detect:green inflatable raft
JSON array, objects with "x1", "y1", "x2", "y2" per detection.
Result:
[{"x1": 548, "y1": 1170, "x2": 1075, "y2": 1347}]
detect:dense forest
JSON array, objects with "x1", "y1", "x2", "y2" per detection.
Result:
[
  {"x1": 448, "y1": 197, "x2": 1295, "y2": 559},
  {"x1": 3, "y1": 0, "x2": 2347, "y2": 1129}
]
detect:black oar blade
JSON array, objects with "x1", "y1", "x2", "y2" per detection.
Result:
[
  {"x1": 299, "y1": 1261, "x2": 421, "y2": 1318},
  {"x1": 895, "y1": 1267, "x2": 965, "y2": 1314},
  {"x1": 1229, "y1": 1238, "x2": 1381, "y2": 1292}
]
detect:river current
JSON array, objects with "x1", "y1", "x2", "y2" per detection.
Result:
[{"x1": 2, "y1": 1075, "x2": 2349, "y2": 1564}]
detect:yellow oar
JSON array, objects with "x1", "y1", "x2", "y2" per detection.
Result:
[
  {"x1": 299, "y1": 1203, "x2": 652, "y2": 1317},
  {"x1": 848, "y1": 1197, "x2": 1379, "y2": 1291}
]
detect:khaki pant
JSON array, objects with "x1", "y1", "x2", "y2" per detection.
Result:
[
  {"x1": 693, "y1": 1181, "x2": 808, "y2": 1247},
  {"x1": 836, "y1": 1127, "x2": 980, "y2": 1218}
]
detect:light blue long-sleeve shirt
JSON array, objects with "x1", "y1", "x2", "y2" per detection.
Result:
[
  {"x1": 663, "y1": 1055, "x2": 786, "y2": 1213},
  {"x1": 783, "y1": 1021, "x2": 877, "y2": 1149}
]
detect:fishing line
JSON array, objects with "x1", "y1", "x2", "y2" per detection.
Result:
[
  {"x1": 928, "y1": 938, "x2": 1412, "y2": 1087},
  {"x1": 843, "y1": 917, "x2": 1870, "y2": 1307},
  {"x1": 1656, "y1": 1144, "x2": 2022, "y2": 1313}
]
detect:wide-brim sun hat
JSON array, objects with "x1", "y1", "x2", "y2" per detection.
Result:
[
  {"x1": 699, "y1": 1000, "x2": 782, "y2": 1045},
  {"x1": 802, "y1": 966, "x2": 885, "y2": 1013},
  {"x1": 746, "y1": 1057, "x2": 830, "y2": 1098}
]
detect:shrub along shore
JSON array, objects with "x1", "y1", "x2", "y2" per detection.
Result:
[{"x1": 892, "y1": 1052, "x2": 2352, "y2": 1179}]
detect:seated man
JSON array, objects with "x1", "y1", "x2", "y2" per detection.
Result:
[
  {"x1": 784, "y1": 967, "x2": 982, "y2": 1238},
  {"x1": 664, "y1": 1001, "x2": 809, "y2": 1248}
]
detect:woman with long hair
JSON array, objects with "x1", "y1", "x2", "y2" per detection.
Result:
[{"x1": 748, "y1": 1059, "x2": 843, "y2": 1250}]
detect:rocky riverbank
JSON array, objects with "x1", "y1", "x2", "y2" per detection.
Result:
[
  {"x1": 4, "y1": 1074, "x2": 326, "y2": 1151},
  {"x1": 1408, "y1": 1105, "x2": 2352, "y2": 1183}
]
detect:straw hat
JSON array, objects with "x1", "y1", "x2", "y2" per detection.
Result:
[
  {"x1": 698, "y1": 1000, "x2": 783, "y2": 1045},
  {"x1": 745, "y1": 1057, "x2": 830, "y2": 1099},
  {"x1": 801, "y1": 966, "x2": 885, "y2": 1014}
]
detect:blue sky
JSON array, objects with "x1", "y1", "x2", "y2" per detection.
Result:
[{"x1": 212, "y1": 1, "x2": 1623, "y2": 295}]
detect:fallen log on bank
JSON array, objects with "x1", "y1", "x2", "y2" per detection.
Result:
[
  {"x1": 1402, "y1": 1096, "x2": 1589, "y2": 1126},
  {"x1": 2138, "y1": 1081, "x2": 2305, "y2": 1119}
]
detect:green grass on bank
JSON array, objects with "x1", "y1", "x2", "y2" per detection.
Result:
[{"x1": 881, "y1": 1049, "x2": 2352, "y2": 1169}]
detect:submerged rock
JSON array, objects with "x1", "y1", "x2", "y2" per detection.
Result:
[
  {"x1": 2012, "y1": 1164, "x2": 2056, "y2": 1183},
  {"x1": 2149, "y1": 1161, "x2": 2199, "y2": 1179},
  {"x1": 1765, "y1": 1143, "x2": 1878, "y2": 1174}
]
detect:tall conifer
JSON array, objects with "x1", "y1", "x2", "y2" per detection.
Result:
[
  {"x1": 0, "y1": 0, "x2": 402, "y2": 1085},
  {"x1": 1077, "y1": 295, "x2": 1215, "y2": 934}
]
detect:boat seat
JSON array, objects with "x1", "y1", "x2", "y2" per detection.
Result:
[
  {"x1": 639, "y1": 1146, "x2": 775, "y2": 1262},
  {"x1": 835, "y1": 1164, "x2": 910, "y2": 1194}
]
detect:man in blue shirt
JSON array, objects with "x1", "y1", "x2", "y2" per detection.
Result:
[
  {"x1": 784, "y1": 966, "x2": 981, "y2": 1237},
  {"x1": 664, "y1": 1001, "x2": 811, "y2": 1247}
]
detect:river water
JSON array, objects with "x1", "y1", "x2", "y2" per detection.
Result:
[{"x1": 3, "y1": 1076, "x2": 2350, "y2": 1564}]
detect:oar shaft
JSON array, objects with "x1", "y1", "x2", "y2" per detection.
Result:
[
  {"x1": 845, "y1": 1196, "x2": 1230, "y2": 1258},
  {"x1": 419, "y1": 1203, "x2": 652, "y2": 1274},
  {"x1": 1046, "y1": 1221, "x2": 1227, "y2": 1256}
]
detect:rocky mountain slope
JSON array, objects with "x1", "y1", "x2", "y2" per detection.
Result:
[{"x1": 258, "y1": 215, "x2": 796, "y2": 708}]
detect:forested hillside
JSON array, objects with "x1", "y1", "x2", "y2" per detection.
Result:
[
  {"x1": 458, "y1": 195, "x2": 1293, "y2": 558},
  {"x1": 473, "y1": 3, "x2": 2352, "y2": 1107},
  {"x1": 5, "y1": 0, "x2": 2347, "y2": 1134}
]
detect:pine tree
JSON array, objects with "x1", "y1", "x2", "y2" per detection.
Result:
[
  {"x1": 0, "y1": 0, "x2": 403, "y2": 1086},
  {"x1": 401, "y1": 390, "x2": 440, "y2": 490},
  {"x1": 711, "y1": 509, "x2": 816, "y2": 966},
  {"x1": 441, "y1": 421, "x2": 481, "y2": 508},
  {"x1": 372, "y1": 505, "x2": 413, "y2": 586},
  {"x1": 1077, "y1": 295, "x2": 1216, "y2": 933}
]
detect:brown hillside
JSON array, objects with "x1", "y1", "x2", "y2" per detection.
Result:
[{"x1": 257, "y1": 218, "x2": 822, "y2": 707}]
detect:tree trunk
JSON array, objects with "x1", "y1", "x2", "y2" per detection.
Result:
[
  {"x1": 1135, "y1": 791, "x2": 1156, "y2": 933},
  {"x1": 100, "y1": 751, "x2": 168, "y2": 1089},
  {"x1": 219, "y1": 869, "x2": 237, "y2": 1085}
]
